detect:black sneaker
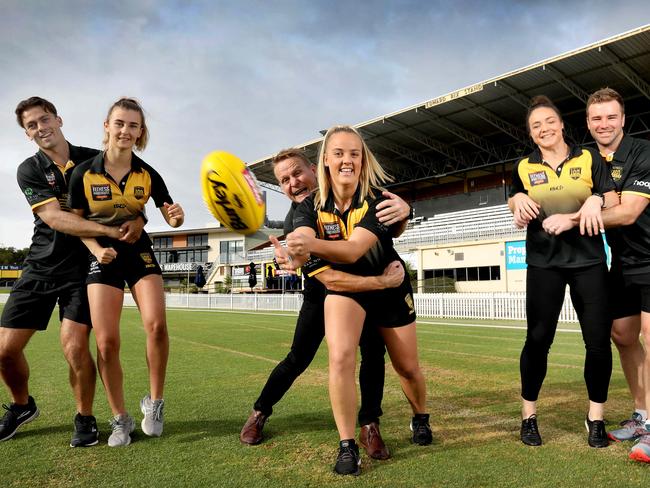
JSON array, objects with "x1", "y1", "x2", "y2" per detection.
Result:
[
  {"x1": 70, "y1": 413, "x2": 99, "y2": 447},
  {"x1": 520, "y1": 414, "x2": 542, "y2": 446},
  {"x1": 0, "y1": 396, "x2": 39, "y2": 441},
  {"x1": 410, "y1": 413, "x2": 433, "y2": 445},
  {"x1": 585, "y1": 416, "x2": 609, "y2": 448},
  {"x1": 334, "y1": 439, "x2": 361, "y2": 476}
]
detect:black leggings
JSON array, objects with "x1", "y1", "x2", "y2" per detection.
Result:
[
  {"x1": 520, "y1": 263, "x2": 612, "y2": 403},
  {"x1": 253, "y1": 298, "x2": 386, "y2": 426}
]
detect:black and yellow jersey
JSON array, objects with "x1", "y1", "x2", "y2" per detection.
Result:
[
  {"x1": 510, "y1": 145, "x2": 614, "y2": 268},
  {"x1": 292, "y1": 189, "x2": 400, "y2": 279},
  {"x1": 16, "y1": 143, "x2": 99, "y2": 281},
  {"x1": 68, "y1": 152, "x2": 171, "y2": 226},
  {"x1": 602, "y1": 135, "x2": 650, "y2": 273}
]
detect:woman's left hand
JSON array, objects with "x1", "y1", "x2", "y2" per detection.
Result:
[
  {"x1": 165, "y1": 202, "x2": 185, "y2": 228},
  {"x1": 577, "y1": 195, "x2": 604, "y2": 236}
]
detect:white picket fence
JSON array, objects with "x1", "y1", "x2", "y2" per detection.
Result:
[
  {"x1": 0, "y1": 291, "x2": 580, "y2": 322},
  {"x1": 124, "y1": 291, "x2": 579, "y2": 322}
]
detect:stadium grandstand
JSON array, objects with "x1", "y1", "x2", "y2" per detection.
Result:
[
  {"x1": 135, "y1": 25, "x2": 649, "y2": 300},
  {"x1": 250, "y1": 24, "x2": 650, "y2": 219}
]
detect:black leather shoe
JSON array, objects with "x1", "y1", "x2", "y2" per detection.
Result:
[
  {"x1": 585, "y1": 416, "x2": 609, "y2": 448},
  {"x1": 520, "y1": 414, "x2": 542, "y2": 446}
]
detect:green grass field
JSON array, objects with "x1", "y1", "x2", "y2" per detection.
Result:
[{"x1": 0, "y1": 306, "x2": 648, "y2": 487}]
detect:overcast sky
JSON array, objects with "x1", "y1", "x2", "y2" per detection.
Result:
[{"x1": 1, "y1": 0, "x2": 648, "y2": 248}]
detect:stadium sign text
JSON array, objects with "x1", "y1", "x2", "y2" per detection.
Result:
[{"x1": 425, "y1": 83, "x2": 484, "y2": 109}]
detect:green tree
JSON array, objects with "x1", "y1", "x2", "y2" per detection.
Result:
[{"x1": 0, "y1": 247, "x2": 29, "y2": 265}]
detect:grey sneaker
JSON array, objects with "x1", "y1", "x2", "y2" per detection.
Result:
[
  {"x1": 608, "y1": 412, "x2": 646, "y2": 442},
  {"x1": 140, "y1": 395, "x2": 164, "y2": 437},
  {"x1": 108, "y1": 414, "x2": 135, "y2": 447}
]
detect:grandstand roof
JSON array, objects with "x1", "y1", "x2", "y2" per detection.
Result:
[{"x1": 249, "y1": 24, "x2": 650, "y2": 197}]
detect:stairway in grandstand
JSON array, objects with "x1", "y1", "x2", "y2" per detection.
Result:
[{"x1": 394, "y1": 204, "x2": 525, "y2": 250}]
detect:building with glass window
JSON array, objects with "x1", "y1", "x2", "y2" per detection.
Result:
[{"x1": 149, "y1": 224, "x2": 283, "y2": 292}]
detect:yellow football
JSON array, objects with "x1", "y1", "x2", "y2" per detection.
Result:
[{"x1": 200, "y1": 151, "x2": 265, "y2": 235}]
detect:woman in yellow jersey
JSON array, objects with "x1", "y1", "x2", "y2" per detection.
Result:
[
  {"x1": 69, "y1": 98, "x2": 184, "y2": 447},
  {"x1": 278, "y1": 125, "x2": 430, "y2": 476},
  {"x1": 509, "y1": 95, "x2": 617, "y2": 449}
]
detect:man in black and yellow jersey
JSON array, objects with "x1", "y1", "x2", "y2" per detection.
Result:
[
  {"x1": 582, "y1": 88, "x2": 650, "y2": 462},
  {"x1": 0, "y1": 97, "x2": 142, "y2": 446}
]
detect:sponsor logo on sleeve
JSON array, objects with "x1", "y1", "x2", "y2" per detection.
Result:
[
  {"x1": 91, "y1": 184, "x2": 112, "y2": 201},
  {"x1": 528, "y1": 171, "x2": 548, "y2": 186},
  {"x1": 633, "y1": 180, "x2": 650, "y2": 190}
]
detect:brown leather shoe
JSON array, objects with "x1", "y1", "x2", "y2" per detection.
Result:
[
  {"x1": 240, "y1": 410, "x2": 267, "y2": 445},
  {"x1": 359, "y1": 422, "x2": 390, "y2": 460}
]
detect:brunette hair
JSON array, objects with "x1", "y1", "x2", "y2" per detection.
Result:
[{"x1": 15, "y1": 96, "x2": 58, "y2": 128}]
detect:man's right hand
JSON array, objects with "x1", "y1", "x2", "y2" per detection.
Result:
[
  {"x1": 380, "y1": 260, "x2": 405, "y2": 288},
  {"x1": 94, "y1": 247, "x2": 117, "y2": 265}
]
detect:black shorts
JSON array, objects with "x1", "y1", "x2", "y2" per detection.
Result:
[
  {"x1": 87, "y1": 239, "x2": 161, "y2": 290},
  {"x1": 1, "y1": 277, "x2": 91, "y2": 330},
  {"x1": 328, "y1": 276, "x2": 416, "y2": 328},
  {"x1": 608, "y1": 263, "x2": 642, "y2": 319},
  {"x1": 621, "y1": 269, "x2": 650, "y2": 314}
]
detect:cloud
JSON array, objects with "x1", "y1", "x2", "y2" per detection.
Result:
[{"x1": 1, "y1": 0, "x2": 647, "y2": 247}]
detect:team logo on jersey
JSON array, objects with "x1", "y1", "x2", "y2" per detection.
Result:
[
  {"x1": 140, "y1": 253, "x2": 153, "y2": 264},
  {"x1": 45, "y1": 171, "x2": 57, "y2": 187},
  {"x1": 610, "y1": 165, "x2": 623, "y2": 181},
  {"x1": 569, "y1": 167, "x2": 581, "y2": 180},
  {"x1": 91, "y1": 184, "x2": 112, "y2": 201},
  {"x1": 133, "y1": 186, "x2": 145, "y2": 200},
  {"x1": 323, "y1": 222, "x2": 342, "y2": 239},
  {"x1": 528, "y1": 171, "x2": 548, "y2": 186}
]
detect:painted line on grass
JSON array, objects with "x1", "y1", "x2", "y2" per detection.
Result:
[
  {"x1": 166, "y1": 308, "x2": 583, "y2": 334},
  {"x1": 418, "y1": 319, "x2": 581, "y2": 334},
  {"x1": 171, "y1": 336, "x2": 279, "y2": 364}
]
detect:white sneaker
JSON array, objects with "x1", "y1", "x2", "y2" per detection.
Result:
[
  {"x1": 140, "y1": 395, "x2": 164, "y2": 437},
  {"x1": 108, "y1": 414, "x2": 135, "y2": 447}
]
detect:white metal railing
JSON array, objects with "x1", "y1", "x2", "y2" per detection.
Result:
[{"x1": 0, "y1": 291, "x2": 580, "y2": 322}]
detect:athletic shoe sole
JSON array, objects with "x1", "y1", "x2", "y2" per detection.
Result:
[
  {"x1": 0, "y1": 408, "x2": 40, "y2": 442},
  {"x1": 629, "y1": 450, "x2": 650, "y2": 463},
  {"x1": 70, "y1": 438, "x2": 99, "y2": 448}
]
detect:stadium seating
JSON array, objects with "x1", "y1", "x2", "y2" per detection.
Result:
[{"x1": 394, "y1": 204, "x2": 525, "y2": 249}]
